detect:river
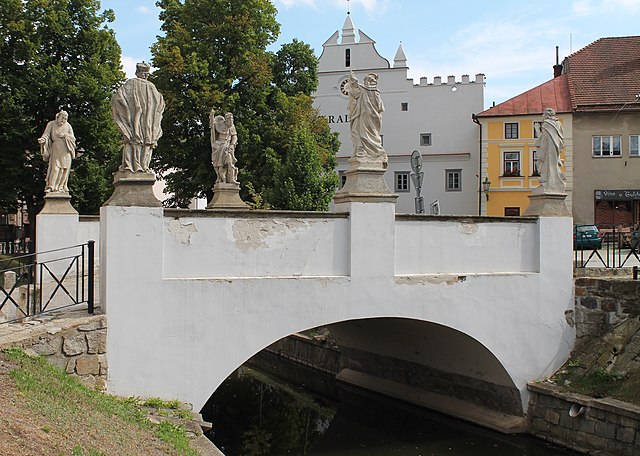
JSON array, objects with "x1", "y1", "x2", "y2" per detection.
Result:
[{"x1": 201, "y1": 353, "x2": 580, "y2": 456}]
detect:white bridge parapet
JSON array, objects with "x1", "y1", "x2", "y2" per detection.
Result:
[{"x1": 101, "y1": 202, "x2": 574, "y2": 428}]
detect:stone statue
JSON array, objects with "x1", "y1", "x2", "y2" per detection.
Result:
[
  {"x1": 535, "y1": 107, "x2": 565, "y2": 193},
  {"x1": 111, "y1": 61, "x2": 165, "y2": 173},
  {"x1": 346, "y1": 71, "x2": 387, "y2": 167},
  {"x1": 210, "y1": 110, "x2": 238, "y2": 184},
  {"x1": 38, "y1": 110, "x2": 76, "y2": 193}
]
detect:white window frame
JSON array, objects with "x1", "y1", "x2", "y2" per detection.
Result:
[
  {"x1": 445, "y1": 169, "x2": 462, "y2": 192},
  {"x1": 502, "y1": 151, "x2": 521, "y2": 177},
  {"x1": 592, "y1": 135, "x2": 621, "y2": 157},
  {"x1": 505, "y1": 122, "x2": 519, "y2": 139},
  {"x1": 630, "y1": 135, "x2": 639, "y2": 157},
  {"x1": 394, "y1": 171, "x2": 410, "y2": 193},
  {"x1": 531, "y1": 150, "x2": 540, "y2": 176},
  {"x1": 420, "y1": 133, "x2": 432, "y2": 146}
]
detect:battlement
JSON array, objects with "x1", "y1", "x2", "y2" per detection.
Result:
[{"x1": 413, "y1": 73, "x2": 485, "y2": 87}]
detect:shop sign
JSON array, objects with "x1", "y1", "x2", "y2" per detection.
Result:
[{"x1": 595, "y1": 189, "x2": 640, "y2": 201}]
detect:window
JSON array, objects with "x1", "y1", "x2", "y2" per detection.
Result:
[
  {"x1": 445, "y1": 169, "x2": 462, "y2": 192},
  {"x1": 345, "y1": 49, "x2": 351, "y2": 67},
  {"x1": 504, "y1": 207, "x2": 520, "y2": 216},
  {"x1": 395, "y1": 172, "x2": 410, "y2": 192},
  {"x1": 592, "y1": 135, "x2": 621, "y2": 157},
  {"x1": 420, "y1": 133, "x2": 432, "y2": 146},
  {"x1": 630, "y1": 135, "x2": 639, "y2": 157},
  {"x1": 503, "y1": 151, "x2": 520, "y2": 176},
  {"x1": 339, "y1": 171, "x2": 347, "y2": 189},
  {"x1": 531, "y1": 150, "x2": 540, "y2": 176},
  {"x1": 401, "y1": 102, "x2": 408, "y2": 111},
  {"x1": 505, "y1": 123, "x2": 519, "y2": 139}
]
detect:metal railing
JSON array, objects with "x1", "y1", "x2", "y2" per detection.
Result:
[
  {"x1": 0, "y1": 239, "x2": 32, "y2": 255},
  {"x1": 574, "y1": 225, "x2": 640, "y2": 268},
  {"x1": 0, "y1": 240, "x2": 95, "y2": 324}
]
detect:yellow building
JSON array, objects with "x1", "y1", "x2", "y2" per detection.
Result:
[{"x1": 475, "y1": 74, "x2": 572, "y2": 216}]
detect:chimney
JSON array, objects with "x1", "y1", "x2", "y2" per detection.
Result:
[{"x1": 553, "y1": 46, "x2": 562, "y2": 78}]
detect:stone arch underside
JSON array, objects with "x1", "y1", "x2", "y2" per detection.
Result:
[{"x1": 206, "y1": 316, "x2": 525, "y2": 434}]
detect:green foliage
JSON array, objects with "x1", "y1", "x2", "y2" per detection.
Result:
[
  {"x1": 273, "y1": 39, "x2": 318, "y2": 96},
  {"x1": 0, "y1": 0, "x2": 124, "y2": 216},
  {"x1": 151, "y1": 0, "x2": 339, "y2": 209}
]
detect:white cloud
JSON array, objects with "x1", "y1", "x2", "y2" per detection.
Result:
[
  {"x1": 572, "y1": 0, "x2": 593, "y2": 14},
  {"x1": 604, "y1": 0, "x2": 640, "y2": 11},
  {"x1": 275, "y1": 0, "x2": 388, "y2": 14},
  {"x1": 136, "y1": 5, "x2": 152, "y2": 15},
  {"x1": 121, "y1": 56, "x2": 140, "y2": 79}
]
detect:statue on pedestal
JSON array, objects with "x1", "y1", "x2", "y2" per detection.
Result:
[
  {"x1": 111, "y1": 62, "x2": 165, "y2": 174},
  {"x1": 38, "y1": 110, "x2": 76, "y2": 193},
  {"x1": 535, "y1": 107, "x2": 565, "y2": 194},
  {"x1": 346, "y1": 71, "x2": 387, "y2": 167},
  {"x1": 210, "y1": 110, "x2": 238, "y2": 184}
]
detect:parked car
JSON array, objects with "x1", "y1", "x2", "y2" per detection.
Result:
[{"x1": 573, "y1": 224, "x2": 602, "y2": 250}]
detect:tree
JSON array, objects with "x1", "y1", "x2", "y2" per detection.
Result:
[
  {"x1": 151, "y1": 0, "x2": 339, "y2": 210},
  {"x1": 273, "y1": 39, "x2": 318, "y2": 96},
  {"x1": 0, "y1": 0, "x2": 124, "y2": 223}
]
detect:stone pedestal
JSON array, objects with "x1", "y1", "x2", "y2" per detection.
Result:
[
  {"x1": 207, "y1": 183, "x2": 248, "y2": 209},
  {"x1": 39, "y1": 193, "x2": 78, "y2": 215},
  {"x1": 524, "y1": 192, "x2": 570, "y2": 217},
  {"x1": 103, "y1": 170, "x2": 161, "y2": 207},
  {"x1": 333, "y1": 158, "x2": 397, "y2": 205}
]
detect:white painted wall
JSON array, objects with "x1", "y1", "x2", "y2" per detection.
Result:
[
  {"x1": 101, "y1": 204, "x2": 574, "y2": 415},
  {"x1": 315, "y1": 17, "x2": 484, "y2": 215}
]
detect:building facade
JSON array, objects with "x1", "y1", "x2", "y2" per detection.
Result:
[
  {"x1": 477, "y1": 37, "x2": 640, "y2": 224},
  {"x1": 566, "y1": 37, "x2": 640, "y2": 226},
  {"x1": 476, "y1": 75, "x2": 573, "y2": 216},
  {"x1": 314, "y1": 15, "x2": 485, "y2": 214}
]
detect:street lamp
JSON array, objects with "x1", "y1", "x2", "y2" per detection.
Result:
[{"x1": 482, "y1": 177, "x2": 491, "y2": 201}]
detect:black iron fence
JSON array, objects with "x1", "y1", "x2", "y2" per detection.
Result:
[
  {"x1": 0, "y1": 241, "x2": 95, "y2": 324},
  {"x1": 574, "y1": 225, "x2": 640, "y2": 268}
]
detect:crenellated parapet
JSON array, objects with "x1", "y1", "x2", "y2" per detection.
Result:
[{"x1": 414, "y1": 73, "x2": 485, "y2": 87}]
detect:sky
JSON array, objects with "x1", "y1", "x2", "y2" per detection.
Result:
[{"x1": 101, "y1": 0, "x2": 640, "y2": 109}]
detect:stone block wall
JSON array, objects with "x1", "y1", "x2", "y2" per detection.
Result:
[
  {"x1": 529, "y1": 382, "x2": 640, "y2": 456},
  {"x1": 0, "y1": 311, "x2": 107, "y2": 390},
  {"x1": 574, "y1": 276, "x2": 640, "y2": 349}
]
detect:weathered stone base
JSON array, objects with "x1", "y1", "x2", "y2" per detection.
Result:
[
  {"x1": 524, "y1": 192, "x2": 570, "y2": 217},
  {"x1": 0, "y1": 309, "x2": 108, "y2": 390},
  {"x1": 103, "y1": 170, "x2": 161, "y2": 207},
  {"x1": 207, "y1": 183, "x2": 248, "y2": 209},
  {"x1": 528, "y1": 382, "x2": 640, "y2": 455},
  {"x1": 39, "y1": 193, "x2": 78, "y2": 215},
  {"x1": 333, "y1": 162, "x2": 397, "y2": 204}
]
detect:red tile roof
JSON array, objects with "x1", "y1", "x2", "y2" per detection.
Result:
[
  {"x1": 476, "y1": 74, "x2": 571, "y2": 117},
  {"x1": 565, "y1": 36, "x2": 640, "y2": 112}
]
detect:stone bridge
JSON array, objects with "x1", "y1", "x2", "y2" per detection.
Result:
[{"x1": 97, "y1": 193, "x2": 574, "y2": 432}]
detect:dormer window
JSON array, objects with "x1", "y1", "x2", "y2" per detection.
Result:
[{"x1": 345, "y1": 49, "x2": 351, "y2": 67}]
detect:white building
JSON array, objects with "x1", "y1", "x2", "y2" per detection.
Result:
[{"x1": 314, "y1": 15, "x2": 485, "y2": 214}]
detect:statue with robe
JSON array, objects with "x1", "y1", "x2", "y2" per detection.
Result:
[
  {"x1": 111, "y1": 61, "x2": 165, "y2": 173},
  {"x1": 210, "y1": 110, "x2": 238, "y2": 184},
  {"x1": 535, "y1": 107, "x2": 565, "y2": 193},
  {"x1": 346, "y1": 71, "x2": 387, "y2": 167},
  {"x1": 38, "y1": 110, "x2": 76, "y2": 193}
]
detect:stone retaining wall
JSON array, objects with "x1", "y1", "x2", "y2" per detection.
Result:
[
  {"x1": 0, "y1": 310, "x2": 107, "y2": 390},
  {"x1": 528, "y1": 382, "x2": 640, "y2": 456},
  {"x1": 264, "y1": 333, "x2": 341, "y2": 375},
  {"x1": 574, "y1": 276, "x2": 640, "y2": 349}
]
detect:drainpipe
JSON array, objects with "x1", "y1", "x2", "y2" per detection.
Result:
[{"x1": 472, "y1": 113, "x2": 482, "y2": 215}]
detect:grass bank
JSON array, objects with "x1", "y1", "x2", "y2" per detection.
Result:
[{"x1": 0, "y1": 348, "x2": 200, "y2": 455}]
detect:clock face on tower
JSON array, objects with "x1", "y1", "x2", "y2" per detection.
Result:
[{"x1": 339, "y1": 78, "x2": 350, "y2": 96}]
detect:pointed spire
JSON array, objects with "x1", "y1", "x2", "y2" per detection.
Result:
[
  {"x1": 342, "y1": 14, "x2": 356, "y2": 44},
  {"x1": 393, "y1": 42, "x2": 408, "y2": 68}
]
